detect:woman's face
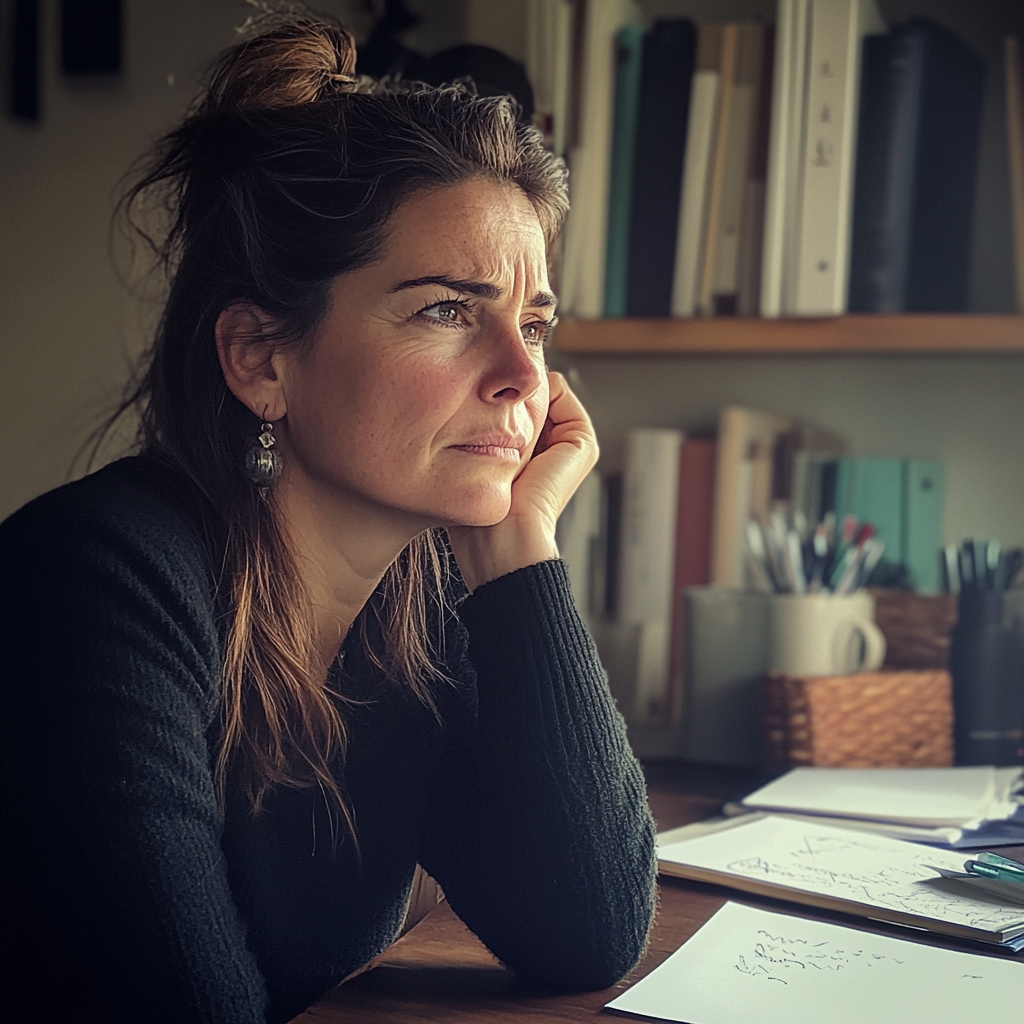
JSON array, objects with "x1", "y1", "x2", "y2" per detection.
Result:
[{"x1": 275, "y1": 177, "x2": 554, "y2": 530}]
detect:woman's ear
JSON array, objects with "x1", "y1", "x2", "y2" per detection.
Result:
[{"x1": 215, "y1": 302, "x2": 288, "y2": 420}]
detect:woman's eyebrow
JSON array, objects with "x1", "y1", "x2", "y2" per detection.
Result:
[{"x1": 390, "y1": 275, "x2": 556, "y2": 309}]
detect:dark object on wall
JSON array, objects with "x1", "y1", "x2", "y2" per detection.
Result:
[
  {"x1": 626, "y1": 19, "x2": 697, "y2": 317},
  {"x1": 357, "y1": 0, "x2": 422, "y2": 79},
  {"x1": 950, "y1": 588, "x2": 1024, "y2": 766},
  {"x1": 61, "y1": 0, "x2": 122, "y2": 75},
  {"x1": 11, "y1": 0, "x2": 40, "y2": 121},
  {"x1": 418, "y1": 45, "x2": 534, "y2": 123},
  {"x1": 848, "y1": 18, "x2": 986, "y2": 312}
]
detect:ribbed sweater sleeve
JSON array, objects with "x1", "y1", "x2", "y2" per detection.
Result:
[
  {"x1": 419, "y1": 559, "x2": 657, "y2": 989},
  {"x1": 1, "y1": 471, "x2": 268, "y2": 1023}
]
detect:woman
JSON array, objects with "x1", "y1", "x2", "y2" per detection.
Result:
[{"x1": 0, "y1": 15, "x2": 656, "y2": 1024}]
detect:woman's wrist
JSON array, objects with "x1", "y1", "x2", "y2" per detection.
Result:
[{"x1": 448, "y1": 516, "x2": 558, "y2": 593}]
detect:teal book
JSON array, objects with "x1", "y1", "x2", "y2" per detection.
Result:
[
  {"x1": 833, "y1": 457, "x2": 905, "y2": 564},
  {"x1": 603, "y1": 24, "x2": 644, "y2": 317},
  {"x1": 903, "y1": 459, "x2": 944, "y2": 593}
]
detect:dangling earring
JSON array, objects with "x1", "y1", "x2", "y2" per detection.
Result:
[{"x1": 244, "y1": 419, "x2": 282, "y2": 486}]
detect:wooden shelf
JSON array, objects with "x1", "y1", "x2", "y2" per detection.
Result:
[{"x1": 552, "y1": 314, "x2": 1024, "y2": 354}]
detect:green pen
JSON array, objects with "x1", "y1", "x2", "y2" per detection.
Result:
[{"x1": 964, "y1": 852, "x2": 1024, "y2": 886}]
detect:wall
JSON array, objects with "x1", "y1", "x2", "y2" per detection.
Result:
[{"x1": 2, "y1": 0, "x2": 1022, "y2": 551}]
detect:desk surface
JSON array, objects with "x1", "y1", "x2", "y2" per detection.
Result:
[{"x1": 292, "y1": 763, "x2": 1022, "y2": 1024}]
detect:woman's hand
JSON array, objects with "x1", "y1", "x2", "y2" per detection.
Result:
[{"x1": 447, "y1": 372, "x2": 599, "y2": 592}]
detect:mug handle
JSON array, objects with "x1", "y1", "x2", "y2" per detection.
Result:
[{"x1": 833, "y1": 620, "x2": 888, "y2": 672}]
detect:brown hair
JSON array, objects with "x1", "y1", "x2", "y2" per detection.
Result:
[{"x1": 114, "y1": 13, "x2": 568, "y2": 832}]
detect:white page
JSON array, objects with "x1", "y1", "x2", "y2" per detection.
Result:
[
  {"x1": 605, "y1": 902, "x2": 1022, "y2": 1024},
  {"x1": 739, "y1": 766, "x2": 1005, "y2": 826},
  {"x1": 657, "y1": 815, "x2": 1024, "y2": 935}
]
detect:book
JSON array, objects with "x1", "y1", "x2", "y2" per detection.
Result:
[
  {"x1": 656, "y1": 813, "x2": 1024, "y2": 947},
  {"x1": 708, "y1": 23, "x2": 768, "y2": 317},
  {"x1": 710, "y1": 406, "x2": 793, "y2": 588},
  {"x1": 833, "y1": 456, "x2": 904, "y2": 565},
  {"x1": 696, "y1": 23, "x2": 739, "y2": 316},
  {"x1": 605, "y1": 902, "x2": 1023, "y2": 1024},
  {"x1": 625, "y1": 19, "x2": 697, "y2": 317},
  {"x1": 603, "y1": 24, "x2": 644, "y2": 317},
  {"x1": 554, "y1": 469, "x2": 602, "y2": 626},
  {"x1": 560, "y1": 0, "x2": 640, "y2": 317},
  {"x1": 524, "y1": 0, "x2": 575, "y2": 157},
  {"x1": 618, "y1": 428, "x2": 684, "y2": 724},
  {"x1": 736, "y1": 24, "x2": 775, "y2": 315},
  {"x1": 732, "y1": 764, "x2": 1024, "y2": 834},
  {"x1": 760, "y1": 0, "x2": 811, "y2": 318},
  {"x1": 903, "y1": 459, "x2": 943, "y2": 593},
  {"x1": 671, "y1": 24, "x2": 723, "y2": 318},
  {"x1": 790, "y1": 0, "x2": 885, "y2": 315},
  {"x1": 1009, "y1": 35, "x2": 1024, "y2": 312},
  {"x1": 667, "y1": 437, "x2": 717, "y2": 728},
  {"x1": 848, "y1": 19, "x2": 986, "y2": 312}
]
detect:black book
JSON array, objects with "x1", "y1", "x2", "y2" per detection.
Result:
[
  {"x1": 848, "y1": 18, "x2": 986, "y2": 312},
  {"x1": 625, "y1": 19, "x2": 697, "y2": 317}
]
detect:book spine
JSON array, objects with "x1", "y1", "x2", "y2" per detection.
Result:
[
  {"x1": 711, "y1": 23, "x2": 766, "y2": 315},
  {"x1": 905, "y1": 20, "x2": 985, "y2": 312},
  {"x1": 697, "y1": 24, "x2": 740, "y2": 316},
  {"x1": 1008, "y1": 35, "x2": 1024, "y2": 313},
  {"x1": 668, "y1": 438, "x2": 717, "y2": 728},
  {"x1": 792, "y1": 0, "x2": 885, "y2": 315},
  {"x1": 604, "y1": 25, "x2": 645, "y2": 317},
  {"x1": 761, "y1": 0, "x2": 810, "y2": 317},
  {"x1": 560, "y1": 0, "x2": 640, "y2": 316},
  {"x1": 555, "y1": 469, "x2": 603, "y2": 623},
  {"x1": 619, "y1": 428, "x2": 684, "y2": 723},
  {"x1": 903, "y1": 459, "x2": 944, "y2": 595},
  {"x1": 671, "y1": 63, "x2": 721, "y2": 316},
  {"x1": 847, "y1": 28, "x2": 923, "y2": 312},
  {"x1": 625, "y1": 19, "x2": 698, "y2": 316}
]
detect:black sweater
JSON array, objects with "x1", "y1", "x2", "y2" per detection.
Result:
[{"x1": 0, "y1": 457, "x2": 656, "y2": 1024}]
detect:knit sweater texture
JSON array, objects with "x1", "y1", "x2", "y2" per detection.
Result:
[{"x1": 0, "y1": 457, "x2": 656, "y2": 1024}]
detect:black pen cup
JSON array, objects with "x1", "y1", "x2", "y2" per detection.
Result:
[{"x1": 950, "y1": 588, "x2": 1024, "y2": 765}]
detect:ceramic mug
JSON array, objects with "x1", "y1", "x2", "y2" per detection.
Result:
[{"x1": 766, "y1": 590, "x2": 886, "y2": 676}]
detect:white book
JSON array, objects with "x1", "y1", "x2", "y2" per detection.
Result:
[
  {"x1": 554, "y1": 469, "x2": 601, "y2": 625},
  {"x1": 618, "y1": 428, "x2": 684, "y2": 723},
  {"x1": 791, "y1": 0, "x2": 885, "y2": 314},
  {"x1": 560, "y1": 0, "x2": 641, "y2": 317},
  {"x1": 671, "y1": 71, "x2": 720, "y2": 316},
  {"x1": 525, "y1": 0, "x2": 574, "y2": 158},
  {"x1": 710, "y1": 406, "x2": 792, "y2": 588},
  {"x1": 760, "y1": 0, "x2": 811, "y2": 318}
]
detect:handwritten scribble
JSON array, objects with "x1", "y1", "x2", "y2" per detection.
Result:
[
  {"x1": 734, "y1": 929, "x2": 913, "y2": 987},
  {"x1": 721, "y1": 832, "x2": 1024, "y2": 933}
]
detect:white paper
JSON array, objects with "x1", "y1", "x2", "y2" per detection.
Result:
[
  {"x1": 606, "y1": 902, "x2": 1022, "y2": 1024},
  {"x1": 657, "y1": 815, "x2": 1024, "y2": 936},
  {"x1": 739, "y1": 766, "x2": 1017, "y2": 827}
]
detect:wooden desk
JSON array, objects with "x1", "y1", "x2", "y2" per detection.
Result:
[{"x1": 292, "y1": 763, "x2": 1021, "y2": 1024}]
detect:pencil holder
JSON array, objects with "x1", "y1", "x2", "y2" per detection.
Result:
[{"x1": 950, "y1": 588, "x2": 1024, "y2": 766}]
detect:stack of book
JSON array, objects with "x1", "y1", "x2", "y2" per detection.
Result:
[
  {"x1": 547, "y1": 0, "x2": 988, "y2": 318},
  {"x1": 556, "y1": 405, "x2": 948, "y2": 733}
]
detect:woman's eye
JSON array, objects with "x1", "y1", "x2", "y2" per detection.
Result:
[
  {"x1": 418, "y1": 300, "x2": 469, "y2": 325},
  {"x1": 521, "y1": 319, "x2": 554, "y2": 346}
]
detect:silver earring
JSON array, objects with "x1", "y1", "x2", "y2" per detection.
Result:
[{"x1": 244, "y1": 420, "x2": 282, "y2": 486}]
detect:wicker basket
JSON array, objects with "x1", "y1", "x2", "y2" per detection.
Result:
[{"x1": 763, "y1": 670, "x2": 953, "y2": 769}]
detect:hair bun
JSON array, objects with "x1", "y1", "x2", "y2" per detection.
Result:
[{"x1": 204, "y1": 14, "x2": 357, "y2": 111}]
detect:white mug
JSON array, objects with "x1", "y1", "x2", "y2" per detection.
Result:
[{"x1": 767, "y1": 590, "x2": 887, "y2": 676}]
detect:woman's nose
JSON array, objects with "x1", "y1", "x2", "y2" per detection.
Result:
[{"x1": 479, "y1": 320, "x2": 545, "y2": 403}]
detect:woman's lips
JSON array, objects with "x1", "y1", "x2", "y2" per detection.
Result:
[
  {"x1": 447, "y1": 443, "x2": 522, "y2": 462},
  {"x1": 447, "y1": 435, "x2": 526, "y2": 462}
]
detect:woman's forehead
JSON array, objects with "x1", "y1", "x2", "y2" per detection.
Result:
[{"x1": 382, "y1": 180, "x2": 548, "y2": 280}]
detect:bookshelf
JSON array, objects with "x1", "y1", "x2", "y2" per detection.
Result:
[{"x1": 553, "y1": 315, "x2": 1024, "y2": 354}]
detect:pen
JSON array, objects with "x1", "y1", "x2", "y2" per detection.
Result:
[{"x1": 964, "y1": 854, "x2": 1024, "y2": 887}]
